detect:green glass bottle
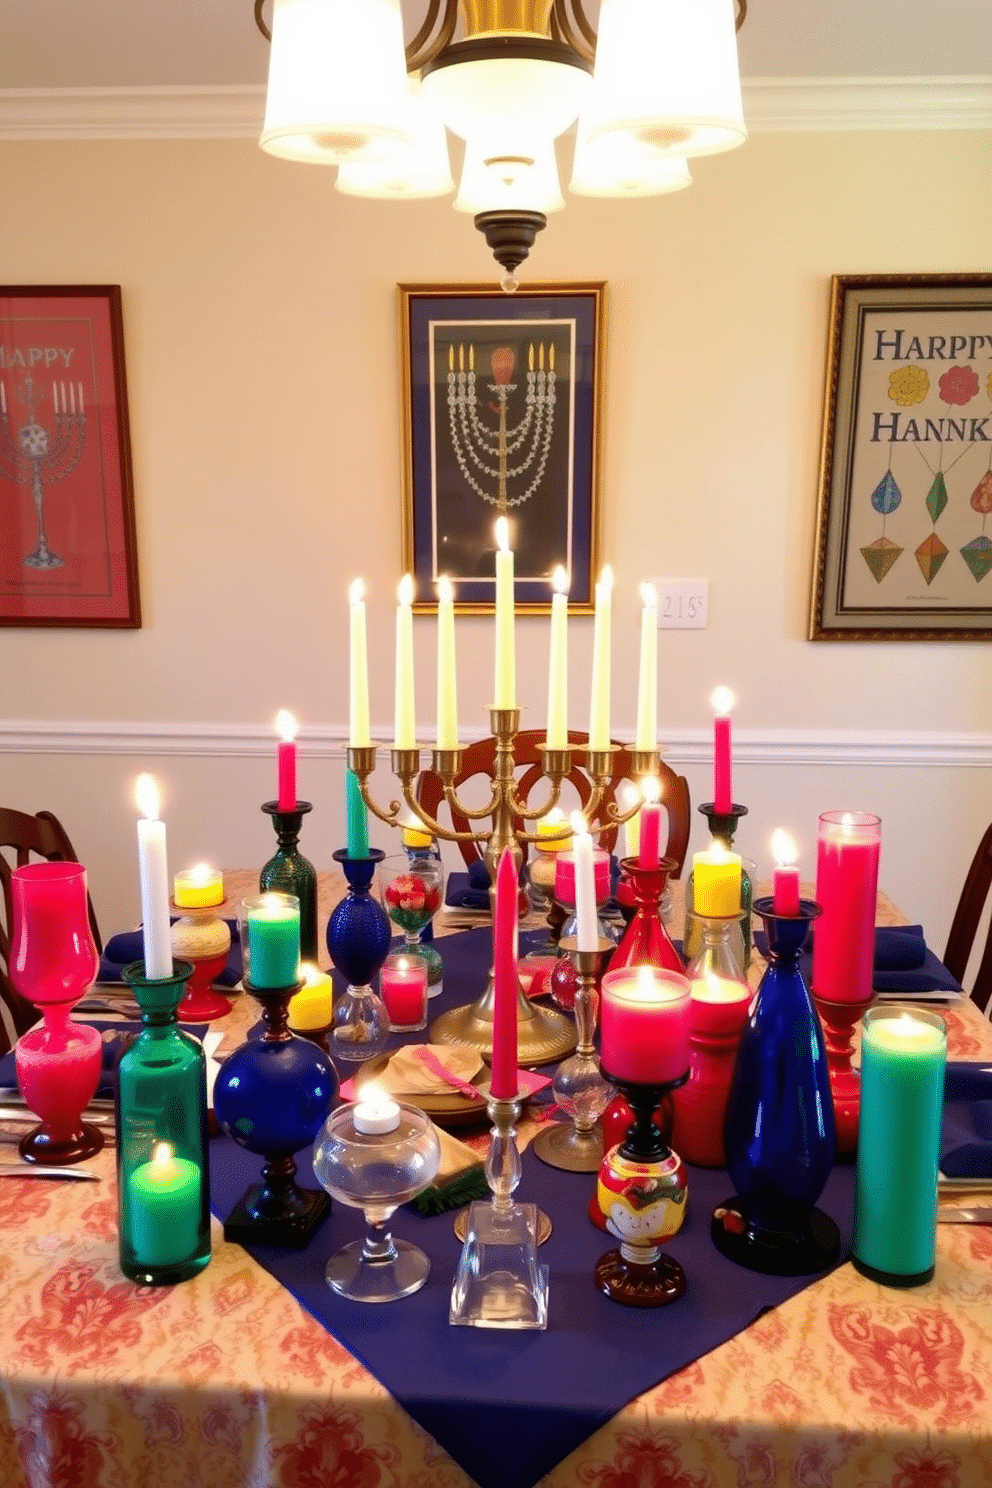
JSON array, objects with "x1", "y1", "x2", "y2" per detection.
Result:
[
  {"x1": 117, "y1": 959, "x2": 211, "y2": 1285},
  {"x1": 261, "y1": 800, "x2": 318, "y2": 961}
]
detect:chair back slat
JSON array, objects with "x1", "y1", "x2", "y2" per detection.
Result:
[{"x1": 943, "y1": 821, "x2": 992, "y2": 1014}]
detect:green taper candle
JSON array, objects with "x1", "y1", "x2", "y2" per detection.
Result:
[
  {"x1": 853, "y1": 1005, "x2": 947, "y2": 1286},
  {"x1": 244, "y1": 894, "x2": 300, "y2": 987},
  {"x1": 346, "y1": 768, "x2": 370, "y2": 858}
]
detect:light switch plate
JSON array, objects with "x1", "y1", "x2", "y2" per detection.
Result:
[{"x1": 654, "y1": 579, "x2": 709, "y2": 629}]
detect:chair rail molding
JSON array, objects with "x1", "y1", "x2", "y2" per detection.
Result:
[{"x1": 1, "y1": 720, "x2": 989, "y2": 770}]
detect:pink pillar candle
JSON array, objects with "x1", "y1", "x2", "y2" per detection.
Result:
[
  {"x1": 812, "y1": 810, "x2": 881, "y2": 1004},
  {"x1": 773, "y1": 865, "x2": 801, "y2": 916},
  {"x1": 379, "y1": 954, "x2": 429, "y2": 1031},
  {"x1": 637, "y1": 801, "x2": 662, "y2": 869},
  {"x1": 600, "y1": 965, "x2": 692, "y2": 1084},
  {"x1": 554, "y1": 849, "x2": 610, "y2": 905},
  {"x1": 689, "y1": 973, "x2": 751, "y2": 1037},
  {"x1": 490, "y1": 848, "x2": 520, "y2": 1099}
]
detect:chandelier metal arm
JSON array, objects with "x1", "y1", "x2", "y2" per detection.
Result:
[
  {"x1": 406, "y1": 0, "x2": 460, "y2": 72},
  {"x1": 550, "y1": 0, "x2": 595, "y2": 64},
  {"x1": 254, "y1": 0, "x2": 271, "y2": 43}
]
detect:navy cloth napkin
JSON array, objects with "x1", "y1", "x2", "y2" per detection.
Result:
[
  {"x1": 752, "y1": 925, "x2": 961, "y2": 996},
  {"x1": 941, "y1": 1063, "x2": 992, "y2": 1178},
  {"x1": 0, "y1": 1018, "x2": 209, "y2": 1097},
  {"x1": 211, "y1": 924, "x2": 855, "y2": 1488},
  {"x1": 99, "y1": 919, "x2": 243, "y2": 987}
]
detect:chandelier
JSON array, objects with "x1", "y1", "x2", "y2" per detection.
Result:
[{"x1": 254, "y1": 0, "x2": 748, "y2": 287}]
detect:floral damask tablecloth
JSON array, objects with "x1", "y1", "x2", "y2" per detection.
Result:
[{"x1": 1, "y1": 877, "x2": 990, "y2": 1488}]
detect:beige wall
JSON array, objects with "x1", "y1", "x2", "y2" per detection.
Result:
[{"x1": 1, "y1": 129, "x2": 990, "y2": 968}]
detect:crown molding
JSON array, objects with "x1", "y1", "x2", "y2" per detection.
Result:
[
  {"x1": 1, "y1": 719, "x2": 989, "y2": 770},
  {"x1": 0, "y1": 76, "x2": 989, "y2": 142}
]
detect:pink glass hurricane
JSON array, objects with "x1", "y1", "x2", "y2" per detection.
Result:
[{"x1": 10, "y1": 862, "x2": 104, "y2": 1164}]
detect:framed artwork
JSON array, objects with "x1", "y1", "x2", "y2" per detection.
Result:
[
  {"x1": 810, "y1": 273, "x2": 992, "y2": 641},
  {"x1": 398, "y1": 282, "x2": 604, "y2": 613},
  {"x1": 0, "y1": 285, "x2": 140, "y2": 628}
]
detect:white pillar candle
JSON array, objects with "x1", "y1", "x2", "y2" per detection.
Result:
[
  {"x1": 493, "y1": 516, "x2": 516, "y2": 708},
  {"x1": 588, "y1": 564, "x2": 614, "y2": 750},
  {"x1": 134, "y1": 773, "x2": 173, "y2": 980},
  {"x1": 436, "y1": 575, "x2": 459, "y2": 749},
  {"x1": 394, "y1": 574, "x2": 416, "y2": 750},
  {"x1": 635, "y1": 582, "x2": 658, "y2": 751},
  {"x1": 349, "y1": 579, "x2": 371, "y2": 748},
  {"x1": 546, "y1": 565, "x2": 569, "y2": 749},
  {"x1": 571, "y1": 811, "x2": 598, "y2": 952}
]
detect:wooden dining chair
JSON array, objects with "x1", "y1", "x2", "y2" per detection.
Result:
[
  {"x1": 0, "y1": 807, "x2": 104, "y2": 1054},
  {"x1": 943, "y1": 820, "x2": 992, "y2": 1016},
  {"x1": 415, "y1": 728, "x2": 692, "y2": 876}
]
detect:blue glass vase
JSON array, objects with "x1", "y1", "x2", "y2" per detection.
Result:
[
  {"x1": 214, "y1": 976, "x2": 338, "y2": 1249},
  {"x1": 326, "y1": 848, "x2": 391, "y2": 1062},
  {"x1": 712, "y1": 896, "x2": 839, "y2": 1275}
]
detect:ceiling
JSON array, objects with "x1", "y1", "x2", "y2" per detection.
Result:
[{"x1": 1, "y1": 0, "x2": 990, "y2": 91}]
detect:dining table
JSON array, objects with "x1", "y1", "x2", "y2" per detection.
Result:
[{"x1": 0, "y1": 867, "x2": 990, "y2": 1488}]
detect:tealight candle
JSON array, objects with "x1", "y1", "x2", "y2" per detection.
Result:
[
  {"x1": 600, "y1": 964, "x2": 692, "y2": 1084},
  {"x1": 128, "y1": 1142, "x2": 202, "y2": 1269},
  {"x1": 692, "y1": 838, "x2": 742, "y2": 918},
  {"x1": 135, "y1": 773, "x2": 173, "y2": 981},
  {"x1": 379, "y1": 953, "x2": 429, "y2": 1031},
  {"x1": 853, "y1": 1006, "x2": 947, "y2": 1285},
  {"x1": 275, "y1": 708, "x2": 297, "y2": 812},
  {"x1": 287, "y1": 962, "x2": 334, "y2": 1031},
  {"x1": 710, "y1": 686, "x2": 735, "y2": 815},
  {"x1": 535, "y1": 807, "x2": 571, "y2": 853},
  {"x1": 771, "y1": 828, "x2": 801, "y2": 916},
  {"x1": 173, "y1": 864, "x2": 224, "y2": 910},
  {"x1": 353, "y1": 1085, "x2": 401, "y2": 1136}
]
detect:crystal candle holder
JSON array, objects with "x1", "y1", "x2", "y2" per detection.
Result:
[
  {"x1": 378, "y1": 851, "x2": 445, "y2": 994},
  {"x1": 532, "y1": 939, "x2": 613, "y2": 1173}
]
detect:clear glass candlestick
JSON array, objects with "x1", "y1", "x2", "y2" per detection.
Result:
[
  {"x1": 313, "y1": 1101, "x2": 440, "y2": 1302},
  {"x1": 532, "y1": 939, "x2": 613, "y2": 1173}
]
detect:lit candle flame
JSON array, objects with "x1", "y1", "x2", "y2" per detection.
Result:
[
  {"x1": 300, "y1": 962, "x2": 322, "y2": 987},
  {"x1": 570, "y1": 809, "x2": 590, "y2": 837},
  {"x1": 599, "y1": 563, "x2": 614, "y2": 592},
  {"x1": 398, "y1": 573, "x2": 414, "y2": 606},
  {"x1": 152, "y1": 1141, "x2": 174, "y2": 1168},
  {"x1": 710, "y1": 685, "x2": 735, "y2": 717},
  {"x1": 640, "y1": 582, "x2": 657, "y2": 608},
  {"x1": 189, "y1": 862, "x2": 214, "y2": 886},
  {"x1": 640, "y1": 775, "x2": 662, "y2": 805},
  {"x1": 706, "y1": 836, "x2": 731, "y2": 863},
  {"x1": 495, "y1": 515, "x2": 510, "y2": 553},
  {"x1": 771, "y1": 828, "x2": 797, "y2": 867},
  {"x1": 552, "y1": 564, "x2": 569, "y2": 595},
  {"x1": 637, "y1": 964, "x2": 656, "y2": 998},
  {"x1": 275, "y1": 708, "x2": 297, "y2": 743},
  {"x1": 438, "y1": 575, "x2": 454, "y2": 604},
  {"x1": 349, "y1": 577, "x2": 365, "y2": 605},
  {"x1": 135, "y1": 772, "x2": 160, "y2": 821}
]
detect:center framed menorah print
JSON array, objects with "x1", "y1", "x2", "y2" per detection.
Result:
[
  {"x1": 0, "y1": 284, "x2": 140, "y2": 628},
  {"x1": 399, "y1": 283, "x2": 604, "y2": 614}
]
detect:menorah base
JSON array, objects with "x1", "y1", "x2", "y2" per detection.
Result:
[
  {"x1": 430, "y1": 996, "x2": 576, "y2": 1067},
  {"x1": 23, "y1": 547, "x2": 64, "y2": 570}
]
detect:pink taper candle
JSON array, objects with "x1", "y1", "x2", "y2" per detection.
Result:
[
  {"x1": 276, "y1": 709, "x2": 297, "y2": 811},
  {"x1": 771, "y1": 828, "x2": 801, "y2": 916},
  {"x1": 636, "y1": 777, "x2": 662, "y2": 869},
  {"x1": 710, "y1": 686, "x2": 734, "y2": 814},
  {"x1": 490, "y1": 847, "x2": 519, "y2": 1099}
]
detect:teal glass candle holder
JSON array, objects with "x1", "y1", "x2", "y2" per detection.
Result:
[
  {"x1": 260, "y1": 801, "x2": 318, "y2": 962},
  {"x1": 853, "y1": 1004, "x2": 947, "y2": 1287},
  {"x1": 117, "y1": 959, "x2": 211, "y2": 1286}
]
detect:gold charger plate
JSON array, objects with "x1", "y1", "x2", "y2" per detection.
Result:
[{"x1": 356, "y1": 1052, "x2": 490, "y2": 1129}]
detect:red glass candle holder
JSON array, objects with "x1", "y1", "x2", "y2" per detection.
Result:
[
  {"x1": 9, "y1": 861, "x2": 104, "y2": 1164},
  {"x1": 610, "y1": 857, "x2": 683, "y2": 975}
]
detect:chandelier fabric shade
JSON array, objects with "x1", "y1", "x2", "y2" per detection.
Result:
[
  {"x1": 260, "y1": 0, "x2": 413, "y2": 164},
  {"x1": 336, "y1": 78, "x2": 456, "y2": 199},
  {"x1": 570, "y1": 118, "x2": 692, "y2": 198},
  {"x1": 454, "y1": 136, "x2": 566, "y2": 216}
]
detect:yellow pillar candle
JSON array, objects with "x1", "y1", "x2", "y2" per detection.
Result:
[
  {"x1": 436, "y1": 575, "x2": 459, "y2": 749},
  {"x1": 173, "y1": 864, "x2": 224, "y2": 909},
  {"x1": 635, "y1": 582, "x2": 658, "y2": 751},
  {"x1": 536, "y1": 807, "x2": 572, "y2": 853},
  {"x1": 349, "y1": 579, "x2": 371, "y2": 749},
  {"x1": 494, "y1": 516, "x2": 515, "y2": 708},
  {"x1": 588, "y1": 564, "x2": 613, "y2": 750},
  {"x1": 546, "y1": 565, "x2": 569, "y2": 749},
  {"x1": 394, "y1": 573, "x2": 416, "y2": 750},
  {"x1": 402, "y1": 822, "x2": 433, "y2": 851},
  {"x1": 692, "y1": 838, "x2": 742, "y2": 917},
  {"x1": 288, "y1": 963, "x2": 334, "y2": 1031}
]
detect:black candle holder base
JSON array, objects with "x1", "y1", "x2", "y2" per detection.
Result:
[
  {"x1": 711, "y1": 1197, "x2": 840, "y2": 1277},
  {"x1": 851, "y1": 1256, "x2": 934, "y2": 1289},
  {"x1": 594, "y1": 1249, "x2": 686, "y2": 1308},
  {"x1": 19, "y1": 1121, "x2": 104, "y2": 1166},
  {"x1": 223, "y1": 1181, "x2": 330, "y2": 1251}
]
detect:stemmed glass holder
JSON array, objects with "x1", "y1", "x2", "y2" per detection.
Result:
[
  {"x1": 326, "y1": 849, "x2": 391, "y2": 1062},
  {"x1": 811, "y1": 990, "x2": 874, "y2": 1159},
  {"x1": 684, "y1": 803, "x2": 752, "y2": 965},
  {"x1": 348, "y1": 711, "x2": 658, "y2": 1066},
  {"x1": 213, "y1": 974, "x2": 336, "y2": 1248},
  {"x1": 261, "y1": 800, "x2": 318, "y2": 961},
  {"x1": 532, "y1": 939, "x2": 613, "y2": 1173},
  {"x1": 595, "y1": 1065, "x2": 690, "y2": 1307},
  {"x1": 611, "y1": 856, "x2": 683, "y2": 975},
  {"x1": 450, "y1": 1087, "x2": 550, "y2": 1328}
]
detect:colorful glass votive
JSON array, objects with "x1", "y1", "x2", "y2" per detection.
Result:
[
  {"x1": 600, "y1": 965, "x2": 691, "y2": 1084},
  {"x1": 288, "y1": 963, "x2": 334, "y2": 1031},
  {"x1": 852, "y1": 1005, "x2": 947, "y2": 1286},
  {"x1": 240, "y1": 893, "x2": 300, "y2": 988},
  {"x1": 555, "y1": 848, "x2": 609, "y2": 905},
  {"x1": 691, "y1": 840, "x2": 742, "y2": 917},
  {"x1": 379, "y1": 953, "x2": 429, "y2": 1032},
  {"x1": 173, "y1": 865, "x2": 225, "y2": 909}
]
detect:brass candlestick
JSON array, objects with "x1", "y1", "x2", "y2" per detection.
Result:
[{"x1": 349, "y1": 708, "x2": 656, "y2": 1065}]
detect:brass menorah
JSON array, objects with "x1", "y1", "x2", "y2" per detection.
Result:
[{"x1": 349, "y1": 707, "x2": 658, "y2": 1064}]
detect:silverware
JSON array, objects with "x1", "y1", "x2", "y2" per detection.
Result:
[
  {"x1": 0, "y1": 1162, "x2": 100, "y2": 1181},
  {"x1": 0, "y1": 1105, "x2": 115, "y2": 1127},
  {"x1": 0, "y1": 1087, "x2": 115, "y2": 1110},
  {"x1": 75, "y1": 999, "x2": 141, "y2": 1017},
  {"x1": 939, "y1": 1175, "x2": 992, "y2": 1193},
  {"x1": 938, "y1": 1207, "x2": 992, "y2": 1224}
]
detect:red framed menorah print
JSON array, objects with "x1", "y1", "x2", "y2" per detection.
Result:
[{"x1": 0, "y1": 285, "x2": 140, "y2": 628}]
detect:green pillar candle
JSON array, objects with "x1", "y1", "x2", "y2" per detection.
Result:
[
  {"x1": 245, "y1": 896, "x2": 300, "y2": 987},
  {"x1": 346, "y1": 768, "x2": 370, "y2": 859},
  {"x1": 128, "y1": 1142, "x2": 202, "y2": 1268},
  {"x1": 853, "y1": 1005, "x2": 947, "y2": 1286}
]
